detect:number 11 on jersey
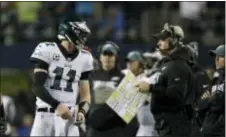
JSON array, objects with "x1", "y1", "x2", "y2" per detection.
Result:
[{"x1": 50, "y1": 66, "x2": 76, "y2": 92}]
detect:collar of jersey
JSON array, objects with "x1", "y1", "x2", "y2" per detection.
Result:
[{"x1": 57, "y1": 44, "x2": 79, "y2": 61}]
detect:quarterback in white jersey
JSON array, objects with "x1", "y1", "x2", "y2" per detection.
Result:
[
  {"x1": 30, "y1": 21, "x2": 93, "y2": 136},
  {"x1": 123, "y1": 51, "x2": 158, "y2": 136}
]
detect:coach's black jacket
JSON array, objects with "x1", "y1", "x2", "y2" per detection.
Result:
[
  {"x1": 199, "y1": 68, "x2": 225, "y2": 136},
  {"x1": 187, "y1": 62, "x2": 211, "y2": 135},
  {"x1": 149, "y1": 47, "x2": 196, "y2": 136},
  {"x1": 87, "y1": 66, "x2": 138, "y2": 137},
  {"x1": 191, "y1": 63, "x2": 210, "y2": 101},
  {"x1": 191, "y1": 64, "x2": 210, "y2": 116}
]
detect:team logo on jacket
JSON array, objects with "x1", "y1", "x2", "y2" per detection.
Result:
[
  {"x1": 149, "y1": 72, "x2": 161, "y2": 85},
  {"x1": 212, "y1": 83, "x2": 225, "y2": 93},
  {"x1": 53, "y1": 53, "x2": 60, "y2": 61}
]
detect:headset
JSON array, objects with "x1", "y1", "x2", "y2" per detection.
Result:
[{"x1": 163, "y1": 23, "x2": 182, "y2": 48}]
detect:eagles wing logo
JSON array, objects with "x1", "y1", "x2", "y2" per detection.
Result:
[{"x1": 53, "y1": 53, "x2": 60, "y2": 61}]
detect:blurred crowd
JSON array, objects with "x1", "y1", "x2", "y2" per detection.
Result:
[{"x1": 0, "y1": 1, "x2": 225, "y2": 46}]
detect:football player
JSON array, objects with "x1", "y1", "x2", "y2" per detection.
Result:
[{"x1": 30, "y1": 21, "x2": 93, "y2": 136}]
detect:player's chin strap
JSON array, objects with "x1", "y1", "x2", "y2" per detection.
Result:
[{"x1": 78, "y1": 101, "x2": 90, "y2": 116}]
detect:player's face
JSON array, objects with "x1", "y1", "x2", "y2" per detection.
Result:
[
  {"x1": 215, "y1": 56, "x2": 225, "y2": 69},
  {"x1": 100, "y1": 53, "x2": 116, "y2": 69},
  {"x1": 127, "y1": 60, "x2": 140, "y2": 73}
]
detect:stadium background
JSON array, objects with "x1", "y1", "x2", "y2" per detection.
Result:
[{"x1": 0, "y1": 1, "x2": 225, "y2": 136}]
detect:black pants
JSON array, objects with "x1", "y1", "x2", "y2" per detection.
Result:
[
  {"x1": 87, "y1": 127, "x2": 125, "y2": 137},
  {"x1": 87, "y1": 104, "x2": 138, "y2": 137},
  {"x1": 154, "y1": 113, "x2": 192, "y2": 137},
  {"x1": 200, "y1": 114, "x2": 225, "y2": 137},
  {"x1": 87, "y1": 118, "x2": 138, "y2": 137}
]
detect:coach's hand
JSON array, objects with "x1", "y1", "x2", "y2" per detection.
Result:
[
  {"x1": 135, "y1": 81, "x2": 150, "y2": 93},
  {"x1": 56, "y1": 104, "x2": 72, "y2": 120},
  {"x1": 74, "y1": 112, "x2": 85, "y2": 126}
]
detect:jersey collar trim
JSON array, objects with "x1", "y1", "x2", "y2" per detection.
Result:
[{"x1": 57, "y1": 44, "x2": 79, "y2": 61}]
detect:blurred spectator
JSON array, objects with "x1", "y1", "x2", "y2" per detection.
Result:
[
  {"x1": 16, "y1": 2, "x2": 41, "y2": 41},
  {"x1": 125, "y1": 19, "x2": 143, "y2": 44},
  {"x1": 74, "y1": 2, "x2": 96, "y2": 32},
  {"x1": 75, "y1": 2, "x2": 94, "y2": 17},
  {"x1": 16, "y1": 2, "x2": 41, "y2": 24},
  {"x1": 0, "y1": 2, "x2": 18, "y2": 45},
  {"x1": 180, "y1": 2, "x2": 206, "y2": 21},
  {"x1": 0, "y1": 1, "x2": 224, "y2": 46},
  {"x1": 34, "y1": 3, "x2": 57, "y2": 41},
  {"x1": 201, "y1": 29, "x2": 222, "y2": 46},
  {"x1": 179, "y1": 2, "x2": 206, "y2": 42},
  {"x1": 96, "y1": 5, "x2": 125, "y2": 42}
]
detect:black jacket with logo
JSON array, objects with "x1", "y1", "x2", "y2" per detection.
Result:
[
  {"x1": 191, "y1": 63, "x2": 210, "y2": 102},
  {"x1": 148, "y1": 47, "x2": 196, "y2": 136},
  {"x1": 189, "y1": 63, "x2": 211, "y2": 135},
  {"x1": 200, "y1": 68, "x2": 225, "y2": 136}
]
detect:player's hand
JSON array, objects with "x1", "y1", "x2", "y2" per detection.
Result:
[
  {"x1": 56, "y1": 104, "x2": 72, "y2": 120},
  {"x1": 135, "y1": 81, "x2": 150, "y2": 93},
  {"x1": 74, "y1": 112, "x2": 85, "y2": 126}
]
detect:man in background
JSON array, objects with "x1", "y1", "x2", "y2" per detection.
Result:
[
  {"x1": 199, "y1": 45, "x2": 225, "y2": 137},
  {"x1": 185, "y1": 42, "x2": 210, "y2": 135},
  {"x1": 87, "y1": 41, "x2": 138, "y2": 137}
]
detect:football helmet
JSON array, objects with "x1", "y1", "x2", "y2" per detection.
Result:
[{"x1": 58, "y1": 21, "x2": 91, "y2": 48}]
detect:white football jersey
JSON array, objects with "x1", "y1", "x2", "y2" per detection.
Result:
[{"x1": 31, "y1": 42, "x2": 94, "y2": 108}]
